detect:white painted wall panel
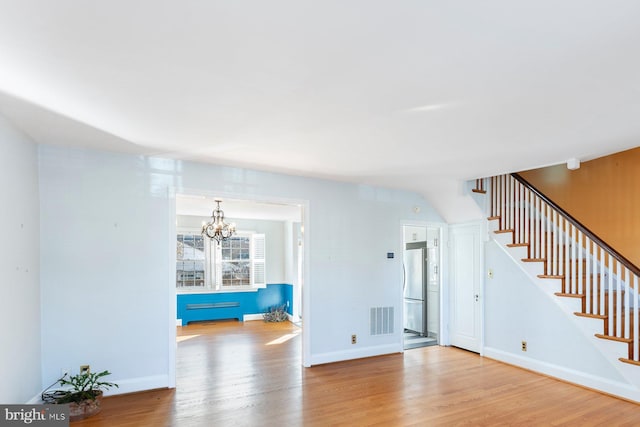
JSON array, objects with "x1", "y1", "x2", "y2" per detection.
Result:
[
  {"x1": 39, "y1": 145, "x2": 442, "y2": 391},
  {"x1": 0, "y1": 115, "x2": 41, "y2": 403}
]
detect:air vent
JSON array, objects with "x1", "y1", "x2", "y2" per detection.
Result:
[{"x1": 370, "y1": 306, "x2": 394, "y2": 335}]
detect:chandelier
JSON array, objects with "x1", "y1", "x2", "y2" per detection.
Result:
[{"x1": 202, "y1": 199, "x2": 236, "y2": 244}]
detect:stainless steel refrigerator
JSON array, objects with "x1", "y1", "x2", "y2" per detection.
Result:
[{"x1": 403, "y1": 241, "x2": 428, "y2": 335}]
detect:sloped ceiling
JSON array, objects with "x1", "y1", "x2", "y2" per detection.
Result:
[{"x1": 1, "y1": 1, "x2": 639, "y2": 222}]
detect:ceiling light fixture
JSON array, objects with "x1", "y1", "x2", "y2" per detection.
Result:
[{"x1": 202, "y1": 199, "x2": 236, "y2": 245}]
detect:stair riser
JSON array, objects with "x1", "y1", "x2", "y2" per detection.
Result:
[
  {"x1": 506, "y1": 245, "x2": 528, "y2": 261},
  {"x1": 556, "y1": 297, "x2": 582, "y2": 313},
  {"x1": 493, "y1": 231, "x2": 513, "y2": 247}
]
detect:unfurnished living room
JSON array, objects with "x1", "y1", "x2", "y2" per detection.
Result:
[{"x1": 1, "y1": 1, "x2": 640, "y2": 426}]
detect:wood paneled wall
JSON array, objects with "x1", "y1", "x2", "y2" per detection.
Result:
[{"x1": 519, "y1": 147, "x2": 640, "y2": 267}]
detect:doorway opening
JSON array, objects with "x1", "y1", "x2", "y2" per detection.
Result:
[
  {"x1": 402, "y1": 224, "x2": 441, "y2": 350},
  {"x1": 172, "y1": 193, "x2": 306, "y2": 386}
]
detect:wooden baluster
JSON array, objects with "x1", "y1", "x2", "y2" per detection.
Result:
[
  {"x1": 599, "y1": 247, "x2": 605, "y2": 317},
  {"x1": 577, "y1": 230, "x2": 582, "y2": 297},
  {"x1": 564, "y1": 220, "x2": 570, "y2": 294},
  {"x1": 489, "y1": 176, "x2": 497, "y2": 217},
  {"x1": 535, "y1": 195, "x2": 540, "y2": 259},
  {"x1": 552, "y1": 210, "x2": 558, "y2": 276},
  {"x1": 507, "y1": 175, "x2": 512, "y2": 232},
  {"x1": 500, "y1": 175, "x2": 505, "y2": 230},
  {"x1": 502, "y1": 175, "x2": 506, "y2": 230},
  {"x1": 634, "y1": 274, "x2": 639, "y2": 361},
  {"x1": 521, "y1": 183, "x2": 525, "y2": 245},
  {"x1": 511, "y1": 176, "x2": 516, "y2": 233},
  {"x1": 616, "y1": 260, "x2": 622, "y2": 338},
  {"x1": 567, "y1": 223, "x2": 571, "y2": 294},
  {"x1": 520, "y1": 184, "x2": 525, "y2": 246},
  {"x1": 585, "y1": 237, "x2": 592, "y2": 314},
  {"x1": 514, "y1": 180, "x2": 519, "y2": 243},
  {"x1": 571, "y1": 224, "x2": 576, "y2": 295},
  {"x1": 511, "y1": 177, "x2": 520, "y2": 243},
  {"x1": 524, "y1": 187, "x2": 529, "y2": 251},
  {"x1": 544, "y1": 203, "x2": 550, "y2": 275},
  {"x1": 608, "y1": 255, "x2": 614, "y2": 336},
  {"x1": 624, "y1": 267, "x2": 630, "y2": 339}
]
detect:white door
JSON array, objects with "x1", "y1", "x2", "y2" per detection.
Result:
[{"x1": 449, "y1": 222, "x2": 482, "y2": 353}]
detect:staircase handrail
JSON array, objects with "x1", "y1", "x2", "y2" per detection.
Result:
[{"x1": 512, "y1": 172, "x2": 640, "y2": 278}]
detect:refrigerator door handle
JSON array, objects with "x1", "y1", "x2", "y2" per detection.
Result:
[{"x1": 402, "y1": 263, "x2": 406, "y2": 291}]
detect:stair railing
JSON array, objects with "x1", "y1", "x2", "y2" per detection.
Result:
[{"x1": 484, "y1": 173, "x2": 639, "y2": 365}]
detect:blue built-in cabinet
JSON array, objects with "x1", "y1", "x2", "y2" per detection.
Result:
[{"x1": 177, "y1": 283, "x2": 293, "y2": 326}]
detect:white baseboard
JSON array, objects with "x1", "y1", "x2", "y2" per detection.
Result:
[
  {"x1": 27, "y1": 374, "x2": 171, "y2": 403},
  {"x1": 27, "y1": 393, "x2": 43, "y2": 404},
  {"x1": 176, "y1": 319, "x2": 182, "y2": 326},
  {"x1": 104, "y1": 374, "x2": 171, "y2": 396},
  {"x1": 245, "y1": 313, "x2": 298, "y2": 323},
  {"x1": 309, "y1": 344, "x2": 401, "y2": 366},
  {"x1": 483, "y1": 347, "x2": 640, "y2": 403}
]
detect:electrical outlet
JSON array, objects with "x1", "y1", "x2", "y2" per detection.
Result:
[
  {"x1": 351, "y1": 334, "x2": 357, "y2": 345},
  {"x1": 80, "y1": 365, "x2": 90, "y2": 374},
  {"x1": 521, "y1": 341, "x2": 527, "y2": 352}
]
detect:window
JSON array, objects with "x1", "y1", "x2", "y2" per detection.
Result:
[
  {"x1": 176, "y1": 231, "x2": 265, "y2": 291},
  {"x1": 176, "y1": 234, "x2": 205, "y2": 288}
]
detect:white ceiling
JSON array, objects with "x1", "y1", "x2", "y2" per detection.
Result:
[{"x1": 1, "y1": 1, "x2": 639, "y2": 222}]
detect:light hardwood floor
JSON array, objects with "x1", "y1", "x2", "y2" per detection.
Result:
[{"x1": 75, "y1": 320, "x2": 639, "y2": 426}]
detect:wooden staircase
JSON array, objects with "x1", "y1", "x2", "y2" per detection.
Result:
[{"x1": 480, "y1": 174, "x2": 640, "y2": 367}]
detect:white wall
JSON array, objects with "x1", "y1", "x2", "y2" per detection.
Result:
[
  {"x1": 0, "y1": 115, "x2": 41, "y2": 403},
  {"x1": 483, "y1": 239, "x2": 627, "y2": 383},
  {"x1": 39, "y1": 145, "x2": 442, "y2": 392},
  {"x1": 177, "y1": 215, "x2": 287, "y2": 283}
]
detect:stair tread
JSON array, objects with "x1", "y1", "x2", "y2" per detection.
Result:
[
  {"x1": 595, "y1": 333, "x2": 633, "y2": 344},
  {"x1": 494, "y1": 229, "x2": 514, "y2": 234},
  {"x1": 538, "y1": 274, "x2": 564, "y2": 279},
  {"x1": 472, "y1": 189, "x2": 487, "y2": 194},
  {"x1": 619, "y1": 358, "x2": 640, "y2": 367},
  {"x1": 522, "y1": 258, "x2": 545, "y2": 262},
  {"x1": 574, "y1": 312, "x2": 607, "y2": 320},
  {"x1": 555, "y1": 293, "x2": 584, "y2": 299},
  {"x1": 507, "y1": 243, "x2": 529, "y2": 247},
  {"x1": 487, "y1": 216, "x2": 500, "y2": 220}
]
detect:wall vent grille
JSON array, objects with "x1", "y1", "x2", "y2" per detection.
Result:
[{"x1": 370, "y1": 306, "x2": 394, "y2": 335}]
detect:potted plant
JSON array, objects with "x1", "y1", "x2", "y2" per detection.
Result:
[{"x1": 43, "y1": 370, "x2": 118, "y2": 421}]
